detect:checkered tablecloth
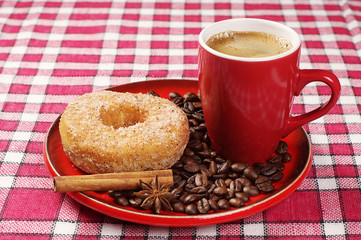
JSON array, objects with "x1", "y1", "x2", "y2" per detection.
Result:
[{"x1": 1, "y1": 0, "x2": 361, "y2": 239}]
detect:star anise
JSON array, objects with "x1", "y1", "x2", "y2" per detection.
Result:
[{"x1": 134, "y1": 175, "x2": 175, "y2": 214}]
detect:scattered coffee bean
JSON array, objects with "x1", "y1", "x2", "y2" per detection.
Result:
[
  {"x1": 114, "y1": 196, "x2": 129, "y2": 206},
  {"x1": 243, "y1": 167, "x2": 258, "y2": 181},
  {"x1": 243, "y1": 185, "x2": 260, "y2": 196},
  {"x1": 282, "y1": 152, "x2": 292, "y2": 163},
  {"x1": 147, "y1": 91, "x2": 160, "y2": 97},
  {"x1": 229, "y1": 198, "x2": 244, "y2": 208},
  {"x1": 257, "y1": 181, "x2": 274, "y2": 193},
  {"x1": 108, "y1": 91, "x2": 292, "y2": 215},
  {"x1": 235, "y1": 192, "x2": 250, "y2": 202},
  {"x1": 276, "y1": 141, "x2": 288, "y2": 154},
  {"x1": 217, "y1": 199, "x2": 230, "y2": 210},
  {"x1": 231, "y1": 162, "x2": 249, "y2": 173},
  {"x1": 172, "y1": 200, "x2": 185, "y2": 213},
  {"x1": 213, "y1": 186, "x2": 228, "y2": 196},
  {"x1": 197, "y1": 198, "x2": 210, "y2": 214},
  {"x1": 185, "y1": 204, "x2": 198, "y2": 215}
]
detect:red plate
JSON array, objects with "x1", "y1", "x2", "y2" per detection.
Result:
[{"x1": 44, "y1": 79, "x2": 312, "y2": 227}]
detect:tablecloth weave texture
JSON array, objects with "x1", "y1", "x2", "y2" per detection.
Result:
[{"x1": 1, "y1": 0, "x2": 361, "y2": 239}]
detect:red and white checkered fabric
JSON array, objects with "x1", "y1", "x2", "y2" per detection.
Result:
[{"x1": 1, "y1": 0, "x2": 361, "y2": 239}]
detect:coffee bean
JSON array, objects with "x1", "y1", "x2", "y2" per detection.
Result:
[
  {"x1": 231, "y1": 162, "x2": 249, "y2": 173},
  {"x1": 225, "y1": 178, "x2": 233, "y2": 187},
  {"x1": 209, "y1": 160, "x2": 217, "y2": 175},
  {"x1": 197, "y1": 198, "x2": 210, "y2": 214},
  {"x1": 243, "y1": 167, "x2": 258, "y2": 181},
  {"x1": 243, "y1": 185, "x2": 260, "y2": 196},
  {"x1": 189, "y1": 118, "x2": 199, "y2": 127},
  {"x1": 183, "y1": 149, "x2": 195, "y2": 157},
  {"x1": 179, "y1": 192, "x2": 189, "y2": 202},
  {"x1": 215, "y1": 179, "x2": 226, "y2": 187},
  {"x1": 257, "y1": 181, "x2": 274, "y2": 193},
  {"x1": 218, "y1": 160, "x2": 231, "y2": 174},
  {"x1": 171, "y1": 187, "x2": 183, "y2": 197},
  {"x1": 213, "y1": 186, "x2": 228, "y2": 196},
  {"x1": 185, "y1": 204, "x2": 198, "y2": 215},
  {"x1": 129, "y1": 198, "x2": 142, "y2": 208},
  {"x1": 235, "y1": 192, "x2": 250, "y2": 202},
  {"x1": 276, "y1": 141, "x2": 288, "y2": 154},
  {"x1": 236, "y1": 177, "x2": 252, "y2": 187},
  {"x1": 147, "y1": 91, "x2": 159, "y2": 97},
  {"x1": 169, "y1": 92, "x2": 182, "y2": 100},
  {"x1": 225, "y1": 188, "x2": 235, "y2": 200},
  {"x1": 190, "y1": 186, "x2": 207, "y2": 194},
  {"x1": 184, "y1": 92, "x2": 200, "y2": 102},
  {"x1": 172, "y1": 97, "x2": 184, "y2": 107},
  {"x1": 229, "y1": 198, "x2": 244, "y2": 208},
  {"x1": 217, "y1": 199, "x2": 230, "y2": 210},
  {"x1": 184, "y1": 101, "x2": 195, "y2": 113},
  {"x1": 194, "y1": 123, "x2": 207, "y2": 132},
  {"x1": 267, "y1": 154, "x2": 282, "y2": 164},
  {"x1": 273, "y1": 161, "x2": 285, "y2": 171},
  {"x1": 229, "y1": 179, "x2": 243, "y2": 192},
  {"x1": 282, "y1": 152, "x2": 292, "y2": 163},
  {"x1": 208, "y1": 199, "x2": 219, "y2": 211},
  {"x1": 183, "y1": 194, "x2": 200, "y2": 205},
  {"x1": 192, "y1": 112, "x2": 205, "y2": 122},
  {"x1": 212, "y1": 173, "x2": 228, "y2": 179},
  {"x1": 183, "y1": 163, "x2": 200, "y2": 173},
  {"x1": 214, "y1": 157, "x2": 226, "y2": 164},
  {"x1": 172, "y1": 200, "x2": 185, "y2": 213},
  {"x1": 270, "y1": 172, "x2": 284, "y2": 182},
  {"x1": 175, "y1": 179, "x2": 187, "y2": 189},
  {"x1": 261, "y1": 164, "x2": 277, "y2": 176},
  {"x1": 255, "y1": 175, "x2": 270, "y2": 185},
  {"x1": 114, "y1": 196, "x2": 129, "y2": 206}
]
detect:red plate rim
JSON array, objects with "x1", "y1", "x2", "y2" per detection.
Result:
[{"x1": 43, "y1": 79, "x2": 313, "y2": 227}]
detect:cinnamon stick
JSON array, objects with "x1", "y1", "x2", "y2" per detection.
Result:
[{"x1": 53, "y1": 169, "x2": 173, "y2": 192}]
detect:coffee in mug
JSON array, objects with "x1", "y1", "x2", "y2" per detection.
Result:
[{"x1": 206, "y1": 31, "x2": 293, "y2": 58}]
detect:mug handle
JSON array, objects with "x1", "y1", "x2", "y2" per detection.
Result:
[{"x1": 282, "y1": 69, "x2": 341, "y2": 137}]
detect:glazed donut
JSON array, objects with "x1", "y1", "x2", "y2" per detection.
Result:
[{"x1": 59, "y1": 91, "x2": 189, "y2": 173}]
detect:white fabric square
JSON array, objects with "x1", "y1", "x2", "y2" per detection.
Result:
[
  {"x1": 344, "y1": 114, "x2": 361, "y2": 123},
  {"x1": 94, "y1": 76, "x2": 111, "y2": 87},
  {"x1": 147, "y1": 226, "x2": 170, "y2": 238},
  {"x1": 313, "y1": 155, "x2": 333, "y2": 166},
  {"x1": 244, "y1": 223, "x2": 264, "y2": 237},
  {"x1": 355, "y1": 156, "x2": 361, "y2": 166},
  {"x1": 101, "y1": 223, "x2": 123, "y2": 236},
  {"x1": 302, "y1": 95, "x2": 320, "y2": 105},
  {"x1": 317, "y1": 178, "x2": 337, "y2": 190},
  {"x1": 339, "y1": 95, "x2": 357, "y2": 105},
  {"x1": 324, "y1": 222, "x2": 345, "y2": 236},
  {"x1": 32, "y1": 76, "x2": 50, "y2": 85},
  {"x1": 4, "y1": 152, "x2": 24, "y2": 163},
  {"x1": 54, "y1": 221, "x2": 77, "y2": 235},
  {"x1": 12, "y1": 131, "x2": 32, "y2": 141},
  {"x1": 10, "y1": 46, "x2": 27, "y2": 55},
  {"x1": 21, "y1": 112, "x2": 38, "y2": 122},
  {"x1": 349, "y1": 134, "x2": 361, "y2": 144},
  {"x1": 26, "y1": 94, "x2": 44, "y2": 104},
  {"x1": 196, "y1": 224, "x2": 217, "y2": 237},
  {"x1": 310, "y1": 134, "x2": 329, "y2": 145},
  {"x1": 0, "y1": 176, "x2": 14, "y2": 188}
]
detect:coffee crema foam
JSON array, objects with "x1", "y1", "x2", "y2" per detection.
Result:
[{"x1": 206, "y1": 31, "x2": 293, "y2": 58}]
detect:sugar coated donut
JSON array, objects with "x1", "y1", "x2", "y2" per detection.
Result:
[{"x1": 59, "y1": 91, "x2": 189, "y2": 173}]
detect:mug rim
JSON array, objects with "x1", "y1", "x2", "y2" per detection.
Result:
[{"x1": 199, "y1": 18, "x2": 301, "y2": 62}]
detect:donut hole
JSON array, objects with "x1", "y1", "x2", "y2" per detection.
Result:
[{"x1": 100, "y1": 104, "x2": 145, "y2": 129}]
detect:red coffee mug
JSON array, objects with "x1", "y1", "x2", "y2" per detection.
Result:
[{"x1": 198, "y1": 18, "x2": 341, "y2": 164}]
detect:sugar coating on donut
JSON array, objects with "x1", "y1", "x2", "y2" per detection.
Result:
[{"x1": 59, "y1": 91, "x2": 190, "y2": 173}]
